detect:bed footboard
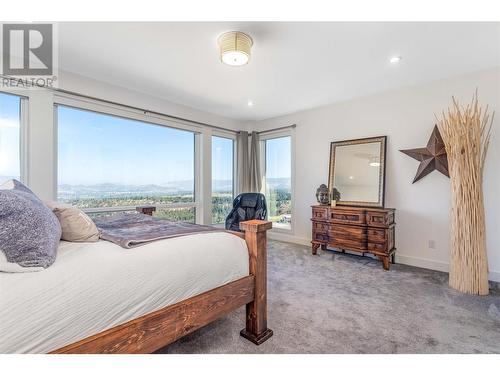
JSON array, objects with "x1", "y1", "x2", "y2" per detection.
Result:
[
  {"x1": 239, "y1": 220, "x2": 274, "y2": 345},
  {"x1": 51, "y1": 220, "x2": 272, "y2": 353}
]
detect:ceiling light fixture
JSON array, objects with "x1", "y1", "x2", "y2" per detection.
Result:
[
  {"x1": 218, "y1": 31, "x2": 253, "y2": 66},
  {"x1": 390, "y1": 56, "x2": 402, "y2": 64},
  {"x1": 247, "y1": 100, "x2": 254, "y2": 107},
  {"x1": 369, "y1": 156, "x2": 381, "y2": 167}
]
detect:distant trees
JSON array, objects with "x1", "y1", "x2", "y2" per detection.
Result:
[
  {"x1": 212, "y1": 193, "x2": 233, "y2": 224},
  {"x1": 155, "y1": 207, "x2": 196, "y2": 222},
  {"x1": 64, "y1": 195, "x2": 194, "y2": 209},
  {"x1": 266, "y1": 189, "x2": 292, "y2": 223},
  {"x1": 66, "y1": 189, "x2": 292, "y2": 225}
]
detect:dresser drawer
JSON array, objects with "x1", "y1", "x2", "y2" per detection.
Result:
[
  {"x1": 312, "y1": 221, "x2": 329, "y2": 233},
  {"x1": 329, "y1": 225, "x2": 367, "y2": 241},
  {"x1": 367, "y1": 228, "x2": 387, "y2": 243},
  {"x1": 366, "y1": 210, "x2": 394, "y2": 228},
  {"x1": 313, "y1": 232, "x2": 329, "y2": 242},
  {"x1": 312, "y1": 207, "x2": 329, "y2": 220},
  {"x1": 330, "y1": 210, "x2": 366, "y2": 225},
  {"x1": 367, "y1": 242, "x2": 389, "y2": 253},
  {"x1": 330, "y1": 237, "x2": 367, "y2": 251}
]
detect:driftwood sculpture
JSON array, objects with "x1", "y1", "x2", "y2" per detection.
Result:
[{"x1": 436, "y1": 91, "x2": 493, "y2": 295}]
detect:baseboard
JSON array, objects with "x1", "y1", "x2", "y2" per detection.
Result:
[
  {"x1": 395, "y1": 254, "x2": 449, "y2": 273},
  {"x1": 267, "y1": 231, "x2": 311, "y2": 247},
  {"x1": 396, "y1": 254, "x2": 500, "y2": 283},
  {"x1": 267, "y1": 232, "x2": 500, "y2": 283}
]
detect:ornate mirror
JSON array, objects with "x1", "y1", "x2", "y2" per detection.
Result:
[{"x1": 328, "y1": 136, "x2": 387, "y2": 207}]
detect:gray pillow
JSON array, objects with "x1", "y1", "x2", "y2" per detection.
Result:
[{"x1": 0, "y1": 180, "x2": 62, "y2": 272}]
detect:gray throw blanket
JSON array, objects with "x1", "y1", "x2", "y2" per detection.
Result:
[{"x1": 94, "y1": 213, "x2": 222, "y2": 248}]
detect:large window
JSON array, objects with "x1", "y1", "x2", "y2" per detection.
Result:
[
  {"x1": 211, "y1": 135, "x2": 234, "y2": 224},
  {"x1": 0, "y1": 92, "x2": 23, "y2": 185},
  {"x1": 57, "y1": 105, "x2": 196, "y2": 221},
  {"x1": 263, "y1": 135, "x2": 292, "y2": 230}
]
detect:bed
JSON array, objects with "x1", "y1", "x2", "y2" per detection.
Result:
[{"x1": 0, "y1": 220, "x2": 273, "y2": 354}]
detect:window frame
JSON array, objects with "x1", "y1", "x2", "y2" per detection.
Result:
[
  {"x1": 0, "y1": 90, "x2": 29, "y2": 184},
  {"x1": 210, "y1": 131, "x2": 236, "y2": 225},
  {"x1": 53, "y1": 94, "x2": 202, "y2": 222},
  {"x1": 260, "y1": 129, "x2": 295, "y2": 234}
]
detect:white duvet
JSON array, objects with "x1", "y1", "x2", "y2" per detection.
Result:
[{"x1": 0, "y1": 232, "x2": 249, "y2": 353}]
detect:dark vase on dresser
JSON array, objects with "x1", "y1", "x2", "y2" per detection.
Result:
[{"x1": 311, "y1": 205, "x2": 396, "y2": 270}]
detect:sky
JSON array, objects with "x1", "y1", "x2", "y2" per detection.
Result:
[
  {"x1": 58, "y1": 105, "x2": 200, "y2": 186},
  {"x1": 265, "y1": 136, "x2": 291, "y2": 179},
  {"x1": 212, "y1": 135, "x2": 233, "y2": 189},
  {"x1": 0, "y1": 92, "x2": 21, "y2": 185}
]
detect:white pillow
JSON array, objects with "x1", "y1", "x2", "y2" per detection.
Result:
[{"x1": 46, "y1": 203, "x2": 100, "y2": 242}]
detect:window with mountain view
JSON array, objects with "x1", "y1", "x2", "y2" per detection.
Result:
[
  {"x1": 212, "y1": 135, "x2": 234, "y2": 224},
  {"x1": 57, "y1": 105, "x2": 196, "y2": 221},
  {"x1": 264, "y1": 135, "x2": 292, "y2": 230},
  {"x1": 0, "y1": 92, "x2": 22, "y2": 185}
]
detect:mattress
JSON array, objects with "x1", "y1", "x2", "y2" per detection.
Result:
[{"x1": 0, "y1": 232, "x2": 249, "y2": 353}]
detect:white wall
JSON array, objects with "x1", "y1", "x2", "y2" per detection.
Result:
[{"x1": 254, "y1": 67, "x2": 500, "y2": 282}]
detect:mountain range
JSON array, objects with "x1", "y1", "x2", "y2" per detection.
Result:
[{"x1": 2, "y1": 176, "x2": 290, "y2": 198}]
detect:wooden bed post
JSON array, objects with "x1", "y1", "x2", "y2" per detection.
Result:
[{"x1": 239, "y1": 220, "x2": 274, "y2": 345}]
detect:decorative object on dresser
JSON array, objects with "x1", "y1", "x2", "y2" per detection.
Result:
[
  {"x1": 331, "y1": 187, "x2": 340, "y2": 204},
  {"x1": 315, "y1": 184, "x2": 331, "y2": 205},
  {"x1": 399, "y1": 125, "x2": 449, "y2": 183},
  {"x1": 328, "y1": 136, "x2": 387, "y2": 208},
  {"x1": 437, "y1": 92, "x2": 493, "y2": 295},
  {"x1": 311, "y1": 205, "x2": 396, "y2": 270}
]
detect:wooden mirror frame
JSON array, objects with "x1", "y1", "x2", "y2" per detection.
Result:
[{"x1": 328, "y1": 136, "x2": 387, "y2": 208}]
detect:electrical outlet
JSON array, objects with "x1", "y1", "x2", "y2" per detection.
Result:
[{"x1": 428, "y1": 240, "x2": 436, "y2": 249}]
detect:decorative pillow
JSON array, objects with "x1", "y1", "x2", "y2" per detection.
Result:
[
  {"x1": 47, "y1": 203, "x2": 100, "y2": 242},
  {"x1": 0, "y1": 180, "x2": 61, "y2": 272}
]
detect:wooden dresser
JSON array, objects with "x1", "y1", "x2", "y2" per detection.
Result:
[{"x1": 311, "y1": 205, "x2": 396, "y2": 270}]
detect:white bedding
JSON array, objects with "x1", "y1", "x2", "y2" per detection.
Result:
[{"x1": 0, "y1": 232, "x2": 249, "y2": 353}]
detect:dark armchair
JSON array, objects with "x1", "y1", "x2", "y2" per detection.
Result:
[{"x1": 225, "y1": 193, "x2": 267, "y2": 232}]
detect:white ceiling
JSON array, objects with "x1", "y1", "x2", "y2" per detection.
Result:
[{"x1": 58, "y1": 22, "x2": 500, "y2": 121}]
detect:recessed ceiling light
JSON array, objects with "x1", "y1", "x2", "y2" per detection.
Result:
[
  {"x1": 390, "y1": 56, "x2": 402, "y2": 64},
  {"x1": 247, "y1": 101, "x2": 254, "y2": 107},
  {"x1": 349, "y1": 176, "x2": 354, "y2": 180}
]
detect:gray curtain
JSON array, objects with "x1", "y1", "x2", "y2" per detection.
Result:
[
  {"x1": 236, "y1": 131, "x2": 250, "y2": 194},
  {"x1": 249, "y1": 131, "x2": 262, "y2": 193}
]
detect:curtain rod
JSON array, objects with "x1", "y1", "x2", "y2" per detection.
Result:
[
  {"x1": 54, "y1": 88, "x2": 239, "y2": 134},
  {"x1": 1, "y1": 75, "x2": 238, "y2": 134},
  {"x1": 257, "y1": 124, "x2": 296, "y2": 134}
]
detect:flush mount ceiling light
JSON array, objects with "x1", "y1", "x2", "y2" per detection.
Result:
[
  {"x1": 247, "y1": 100, "x2": 254, "y2": 107},
  {"x1": 218, "y1": 31, "x2": 253, "y2": 66},
  {"x1": 390, "y1": 56, "x2": 402, "y2": 64}
]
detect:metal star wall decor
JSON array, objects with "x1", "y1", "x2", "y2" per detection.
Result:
[{"x1": 400, "y1": 125, "x2": 449, "y2": 183}]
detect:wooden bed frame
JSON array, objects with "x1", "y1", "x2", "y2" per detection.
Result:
[{"x1": 50, "y1": 220, "x2": 273, "y2": 354}]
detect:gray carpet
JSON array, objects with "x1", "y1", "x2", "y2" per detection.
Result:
[{"x1": 157, "y1": 240, "x2": 500, "y2": 354}]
